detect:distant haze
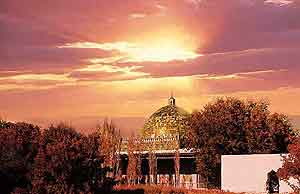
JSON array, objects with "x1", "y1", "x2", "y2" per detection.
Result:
[
  {"x1": 290, "y1": 115, "x2": 300, "y2": 131},
  {"x1": 20, "y1": 116, "x2": 146, "y2": 136},
  {"x1": 8, "y1": 114, "x2": 300, "y2": 137}
]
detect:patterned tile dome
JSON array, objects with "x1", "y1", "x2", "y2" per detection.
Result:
[{"x1": 142, "y1": 95, "x2": 190, "y2": 139}]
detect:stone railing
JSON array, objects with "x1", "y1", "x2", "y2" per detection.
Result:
[{"x1": 120, "y1": 135, "x2": 180, "y2": 152}]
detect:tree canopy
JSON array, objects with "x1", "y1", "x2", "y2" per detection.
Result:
[
  {"x1": 0, "y1": 121, "x2": 40, "y2": 194},
  {"x1": 0, "y1": 121, "x2": 117, "y2": 194},
  {"x1": 31, "y1": 123, "x2": 113, "y2": 194},
  {"x1": 278, "y1": 137, "x2": 300, "y2": 193},
  {"x1": 187, "y1": 97, "x2": 296, "y2": 188}
]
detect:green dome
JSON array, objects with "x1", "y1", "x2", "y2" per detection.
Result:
[{"x1": 142, "y1": 96, "x2": 190, "y2": 138}]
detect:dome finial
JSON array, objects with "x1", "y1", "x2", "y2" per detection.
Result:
[{"x1": 168, "y1": 91, "x2": 175, "y2": 106}]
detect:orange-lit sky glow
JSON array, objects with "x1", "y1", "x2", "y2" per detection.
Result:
[{"x1": 1, "y1": 0, "x2": 300, "y2": 135}]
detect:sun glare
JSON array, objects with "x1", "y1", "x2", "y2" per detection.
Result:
[
  {"x1": 59, "y1": 35, "x2": 201, "y2": 62},
  {"x1": 127, "y1": 45, "x2": 200, "y2": 62},
  {"x1": 127, "y1": 37, "x2": 201, "y2": 62}
]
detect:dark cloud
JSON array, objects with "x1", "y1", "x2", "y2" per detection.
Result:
[
  {"x1": 0, "y1": 0, "x2": 163, "y2": 44},
  {"x1": 0, "y1": 46, "x2": 113, "y2": 73},
  {"x1": 128, "y1": 47, "x2": 300, "y2": 77},
  {"x1": 193, "y1": 69, "x2": 300, "y2": 94}
]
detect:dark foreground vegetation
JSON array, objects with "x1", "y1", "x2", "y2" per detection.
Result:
[
  {"x1": 0, "y1": 97, "x2": 299, "y2": 194},
  {"x1": 0, "y1": 120, "x2": 115, "y2": 194},
  {"x1": 114, "y1": 185, "x2": 243, "y2": 194}
]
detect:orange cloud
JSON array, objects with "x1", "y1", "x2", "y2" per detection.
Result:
[
  {"x1": 264, "y1": 0, "x2": 294, "y2": 6},
  {"x1": 58, "y1": 40, "x2": 201, "y2": 62}
]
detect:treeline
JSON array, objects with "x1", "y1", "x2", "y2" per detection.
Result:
[
  {"x1": 0, "y1": 97, "x2": 299, "y2": 193},
  {"x1": 0, "y1": 120, "x2": 119, "y2": 194}
]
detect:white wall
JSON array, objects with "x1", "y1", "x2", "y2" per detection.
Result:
[{"x1": 221, "y1": 154, "x2": 293, "y2": 193}]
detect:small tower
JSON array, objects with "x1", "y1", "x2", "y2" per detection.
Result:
[{"x1": 168, "y1": 92, "x2": 176, "y2": 106}]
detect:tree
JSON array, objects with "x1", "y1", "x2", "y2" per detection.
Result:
[
  {"x1": 97, "y1": 119, "x2": 121, "y2": 177},
  {"x1": 277, "y1": 137, "x2": 300, "y2": 193},
  {"x1": 187, "y1": 97, "x2": 296, "y2": 188},
  {"x1": 31, "y1": 124, "x2": 111, "y2": 194},
  {"x1": 126, "y1": 135, "x2": 137, "y2": 185},
  {"x1": 0, "y1": 121, "x2": 40, "y2": 194}
]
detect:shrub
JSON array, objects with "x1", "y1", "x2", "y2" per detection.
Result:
[{"x1": 114, "y1": 185, "x2": 241, "y2": 194}]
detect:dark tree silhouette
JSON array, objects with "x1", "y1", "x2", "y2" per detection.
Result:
[
  {"x1": 0, "y1": 120, "x2": 119, "y2": 194},
  {"x1": 31, "y1": 124, "x2": 112, "y2": 194},
  {"x1": 0, "y1": 121, "x2": 40, "y2": 194}
]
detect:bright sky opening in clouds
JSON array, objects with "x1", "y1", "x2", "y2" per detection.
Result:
[
  {"x1": 264, "y1": 0, "x2": 294, "y2": 6},
  {"x1": 1, "y1": 0, "x2": 300, "y2": 135},
  {"x1": 59, "y1": 40, "x2": 201, "y2": 62}
]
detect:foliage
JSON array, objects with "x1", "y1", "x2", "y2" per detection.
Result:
[
  {"x1": 10, "y1": 187, "x2": 30, "y2": 194},
  {"x1": 0, "y1": 119, "x2": 121, "y2": 194},
  {"x1": 187, "y1": 97, "x2": 296, "y2": 188},
  {"x1": 114, "y1": 185, "x2": 241, "y2": 194},
  {"x1": 97, "y1": 119, "x2": 121, "y2": 177},
  {"x1": 31, "y1": 123, "x2": 114, "y2": 194},
  {"x1": 278, "y1": 137, "x2": 300, "y2": 193},
  {"x1": 127, "y1": 135, "x2": 137, "y2": 185},
  {"x1": 0, "y1": 120, "x2": 122, "y2": 194},
  {"x1": 0, "y1": 121, "x2": 41, "y2": 194}
]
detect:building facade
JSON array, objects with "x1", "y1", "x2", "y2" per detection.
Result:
[
  {"x1": 119, "y1": 96, "x2": 200, "y2": 188},
  {"x1": 221, "y1": 154, "x2": 293, "y2": 193}
]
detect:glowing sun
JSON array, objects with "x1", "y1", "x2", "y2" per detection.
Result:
[
  {"x1": 59, "y1": 36, "x2": 201, "y2": 62},
  {"x1": 127, "y1": 38, "x2": 201, "y2": 62}
]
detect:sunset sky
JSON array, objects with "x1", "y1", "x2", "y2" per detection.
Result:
[{"x1": 1, "y1": 0, "x2": 300, "y2": 135}]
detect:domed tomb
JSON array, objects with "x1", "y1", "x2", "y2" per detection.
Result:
[{"x1": 142, "y1": 95, "x2": 190, "y2": 138}]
